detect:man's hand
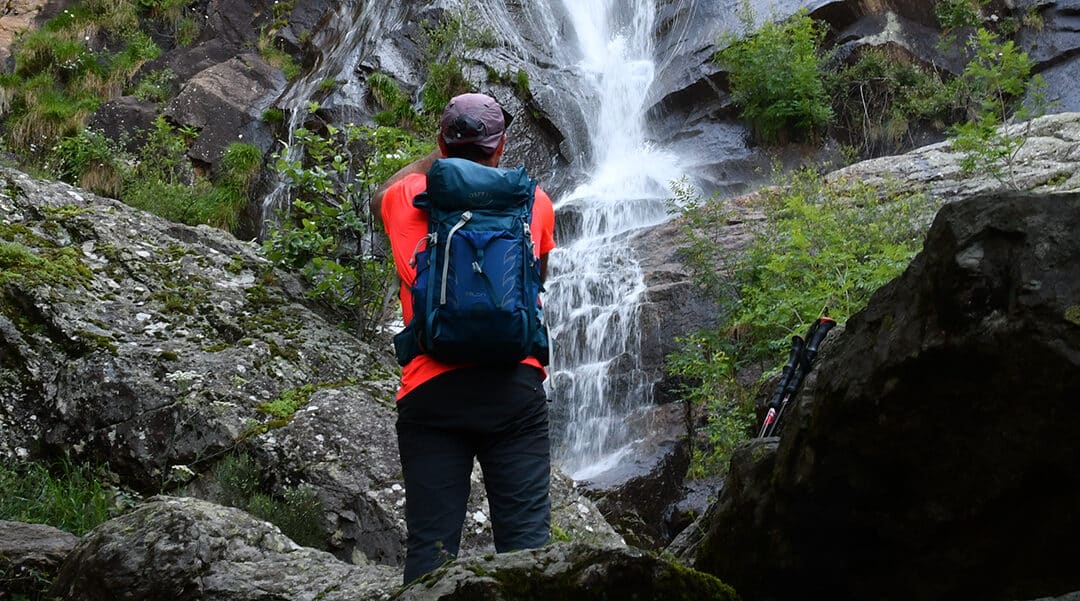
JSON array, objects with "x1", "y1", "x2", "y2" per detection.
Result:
[{"x1": 370, "y1": 148, "x2": 443, "y2": 225}]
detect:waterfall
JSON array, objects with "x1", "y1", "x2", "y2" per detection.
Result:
[
  {"x1": 259, "y1": 0, "x2": 404, "y2": 235},
  {"x1": 546, "y1": 0, "x2": 683, "y2": 479}
]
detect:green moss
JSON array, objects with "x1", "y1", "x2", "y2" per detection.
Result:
[
  {"x1": 75, "y1": 329, "x2": 119, "y2": 354},
  {"x1": 39, "y1": 204, "x2": 88, "y2": 220},
  {"x1": 0, "y1": 241, "x2": 92, "y2": 289},
  {"x1": 225, "y1": 256, "x2": 246, "y2": 274},
  {"x1": 159, "y1": 350, "x2": 179, "y2": 361},
  {"x1": 1065, "y1": 306, "x2": 1080, "y2": 326},
  {"x1": 550, "y1": 523, "x2": 572, "y2": 543},
  {"x1": 203, "y1": 342, "x2": 230, "y2": 353},
  {"x1": 257, "y1": 384, "x2": 318, "y2": 420},
  {"x1": 267, "y1": 340, "x2": 299, "y2": 360}
]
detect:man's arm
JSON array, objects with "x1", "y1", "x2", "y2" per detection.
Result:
[{"x1": 370, "y1": 148, "x2": 442, "y2": 224}]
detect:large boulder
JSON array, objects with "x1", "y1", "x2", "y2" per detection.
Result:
[
  {"x1": 396, "y1": 542, "x2": 740, "y2": 601},
  {"x1": 164, "y1": 53, "x2": 285, "y2": 167},
  {"x1": 691, "y1": 190, "x2": 1080, "y2": 601},
  {"x1": 48, "y1": 496, "x2": 399, "y2": 601},
  {"x1": 0, "y1": 520, "x2": 80, "y2": 598},
  {"x1": 0, "y1": 167, "x2": 391, "y2": 487}
]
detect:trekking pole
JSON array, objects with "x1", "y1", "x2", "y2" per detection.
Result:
[
  {"x1": 758, "y1": 316, "x2": 837, "y2": 438},
  {"x1": 758, "y1": 335, "x2": 804, "y2": 438}
]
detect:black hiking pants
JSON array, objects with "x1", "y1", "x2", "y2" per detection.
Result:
[{"x1": 395, "y1": 364, "x2": 551, "y2": 584}]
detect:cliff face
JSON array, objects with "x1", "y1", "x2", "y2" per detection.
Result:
[{"x1": 688, "y1": 188, "x2": 1080, "y2": 601}]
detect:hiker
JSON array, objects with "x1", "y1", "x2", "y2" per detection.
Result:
[{"x1": 371, "y1": 93, "x2": 556, "y2": 583}]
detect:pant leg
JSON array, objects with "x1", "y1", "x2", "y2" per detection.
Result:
[
  {"x1": 396, "y1": 418, "x2": 473, "y2": 583},
  {"x1": 476, "y1": 389, "x2": 552, "y2": 553}
]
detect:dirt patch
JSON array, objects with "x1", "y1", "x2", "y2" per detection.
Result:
[{"x1": 0, "y1": 1, "x2": 73, "y2": 65}]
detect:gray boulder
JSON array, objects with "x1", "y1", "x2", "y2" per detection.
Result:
[
  {"x1": 396, "y1": 542, "x2": 739, "y2": 601},
  {"x1": 691, "y1": 190, "x2": 1080, "y2": 601},
  {"x1": 0, "y1": 167, "x2": 392, "y2": 488},
  {"x1": 48, "y1": 496, "x2": 399, "y2": 601},
  {"x1": 0, "y1": 520, "x2": 80, "y2": 598},
  {"x1": 164, "y1": 53, "x2": 285, "y2": 167}
]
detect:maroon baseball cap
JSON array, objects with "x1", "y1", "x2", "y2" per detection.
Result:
[{"x1": 439, "y1": 93, "x2": 512, "y2": 152}]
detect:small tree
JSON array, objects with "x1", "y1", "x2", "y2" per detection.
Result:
[
  {"x1": 950, "y1": 28, "x2": 1048, "y2": 187},
  {"x1": 265, "y1": 122, "x2": 432, "y2": 338}
]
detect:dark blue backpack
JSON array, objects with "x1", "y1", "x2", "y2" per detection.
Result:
[{"x1": 393, "y1": 158, "x2": 549, "y2": 367}]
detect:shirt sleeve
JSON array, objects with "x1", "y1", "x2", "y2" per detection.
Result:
[{"x1": 533, "y1": 186, "x2": 556, "y2": 256}]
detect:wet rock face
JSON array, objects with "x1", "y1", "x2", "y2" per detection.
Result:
[{"x1": 692, "y1": 191, "x2": 1080, "y2": 601}]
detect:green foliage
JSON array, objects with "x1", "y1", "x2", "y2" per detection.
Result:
[
  {"x1": 210, "y1": 453, "x2": 326, "y2": 549},
  {"x1": 45, "y1": 117, "x2": 254, "y2": 232},
  {"x1": 260, "y1": 44, "x2": 301, "y2": 80},
  {"x1": 49, "y1": 128, "x2": 125, "y2": 197},
  {"x1": 368, "y1": 71, "x2": 422, "y2": 129},
  {"x1": 422, "y1": 57, "x2": 472, "y2": 118},
  {"x1": 265, "y1": 122, "x2": 432, "y2": 336},
  {"x1": 128, "y1": 68, "x2": 176, "y2": 102},
  {"x1": 514, "y1": 69, "x2": 531, "y2": 97},
  {"x1": 666, "y1": 330, "x2": 755, "y2": 477},
  {"x1": 936, "y1": 0, "x2": 990, "y2": 32},
  {"x1": 262, "y1": 107, "x2": 286, "y2": 124},
  {"x1": 257, "y1": 384, "x2": 317, "y2": 420},
  {"x1": 827, "y1": 48, "x2": 961, "y2": 158},
  {"x1": 0, "y1": 1, "x2": 167, "y2": 156},
  {"x1": 668, "y1": 171, "x2": 938, "y2": 475},
  {"x1": 0, "y1": 459, "x2": 118, "y2": 535},
  {"x1": 420, "y1": 4, "x2": 493, "y2": 118},
  {"x1": 950, "y1": 28, "x2": 1047, "y2": 187},
  {"x1": 717, "y1": 6, "x2": 832, "y2": 143}
]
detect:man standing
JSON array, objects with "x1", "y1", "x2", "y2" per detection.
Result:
[{"x1": 371, "y1": 93, "x2": 556, "y2": 583}]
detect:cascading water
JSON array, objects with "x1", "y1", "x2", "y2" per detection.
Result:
[
  {"x1": 259, "y1": 0, "x2": 405, "y2": 235},
  {"x1": 546, "y1": 0, "x2": 683, "y2": 479}
]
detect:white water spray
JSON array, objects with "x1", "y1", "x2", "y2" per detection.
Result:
[
  {"x1": 547, "y1": 0, "x2": 683, "y2": 480},
  {"x1": 259, "y1": 1, "x2": 403, "y2": 235}
]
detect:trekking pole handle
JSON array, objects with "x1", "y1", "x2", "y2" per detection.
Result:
[
  {"x1": 805, "y1": 317, "x2": 837, "y2": 354},
  {"x1": 802, "y1": 317, "x2": 837, "y2": 369}
]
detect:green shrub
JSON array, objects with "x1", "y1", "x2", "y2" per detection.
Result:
[
  {"x1": 265, "y1": 122, "x2": 431, "y2": 336},
  {"x1": 49, "y1": 129, "x2": 126, "y2": 197},
  {"x1": 262, "y1": 107, "x2": 286, "y2": 124},
  {"x1": 210, "y1": 453, "x2": 326, "y2": 549},
  {"x1": 936, "y1": 0, "x2": 989, "y2": 32},
  {"x1": 717, "y1": 7, "x2": 832, "y2": 143},
  {"x1": 827, "y1": 48, "x2": 961, "y2": 158},
  {"x1": 422, "y1": 57, "x2": 472, "y2": 118},
  {"x1": 668, "y1": 171, "x2": 939, "y2": 475},
  {"x1": 368, "y1": 71, "x2": 422, "y2": 129},
  {"x1": 0, "y1": 459, "x2": 118, "y2": 535},
  {"x1": 128, "y1": 67, "x2": 176, "y2": 102}
]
